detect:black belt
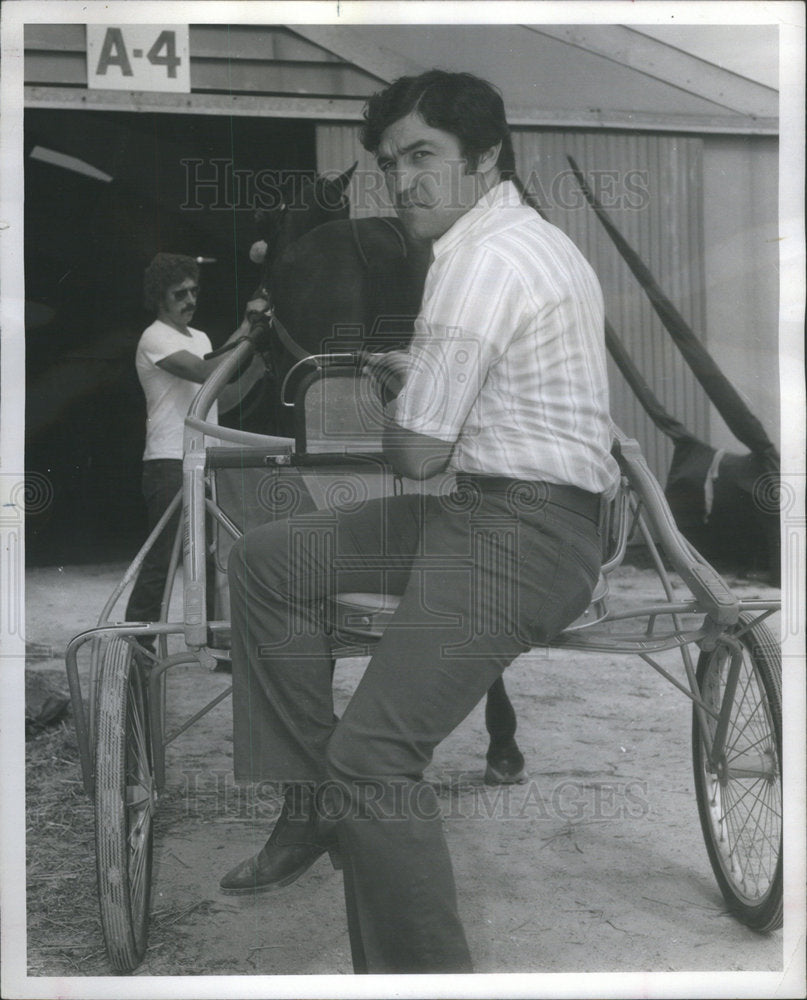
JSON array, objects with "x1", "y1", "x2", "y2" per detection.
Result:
[{"x1": 455, "y1": 474, "x2": 602, "y2": 524}]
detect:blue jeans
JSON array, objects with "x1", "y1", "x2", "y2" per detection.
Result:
[{"x1": 228, "y1": 481, "x2": 601, "y2": 973}]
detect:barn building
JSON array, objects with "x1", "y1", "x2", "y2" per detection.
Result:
[{"x1": 21, "y1": 22, "x2": 779, "y2": 563}]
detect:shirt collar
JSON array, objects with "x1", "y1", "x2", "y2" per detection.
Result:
[{"x1": 432, "y1": 179, "x2": 524, "y2": 259}]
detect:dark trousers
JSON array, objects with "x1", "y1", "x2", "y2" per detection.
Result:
[
  {"x1": 228, "y1": 484, "x2": 602, "y2": 973},
  {"x1": 126, "y1": 459, "x2": 215, "y2": 631}
]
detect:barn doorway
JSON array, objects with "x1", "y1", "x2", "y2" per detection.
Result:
[{"x1": 25, "y1": 108, "x2": 316, "y2": 564}]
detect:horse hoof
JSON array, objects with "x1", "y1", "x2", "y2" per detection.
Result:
[{"x1": 484, "y1": 744, "x2": 527, "y2": 785}]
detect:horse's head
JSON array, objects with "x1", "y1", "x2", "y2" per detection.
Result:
[{"x1": 250, "y1": 162, "x2": 356, "y2": 269}]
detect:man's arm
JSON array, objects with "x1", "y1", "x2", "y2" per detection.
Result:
[
  {"x1": 364, "y1": 351, "x2": 453, "y2": 480},
  {"x1": 156, "y1": 297, "x2": 268, "y2": 385},
  {"x1": 216, "y1": 355, "x2": 266, "y2": 414},
  {"x1": 382, "y1": 419, "x2": 453, "y2": 480},
  {"x1": 155, "y1": 349, "x2": 221, "y2": 383}
]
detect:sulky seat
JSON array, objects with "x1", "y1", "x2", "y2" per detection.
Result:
[{"x1": 284, "y1": 360, "x2": 633, "y2": 652}]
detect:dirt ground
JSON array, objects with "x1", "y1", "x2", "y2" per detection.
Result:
[{"x1": 22, "y1": 560, "x2": 786, "y2": 984}]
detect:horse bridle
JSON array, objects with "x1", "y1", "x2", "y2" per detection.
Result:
[{"x1": 255, "y1": 212, "x2": 410, "y2": 368}]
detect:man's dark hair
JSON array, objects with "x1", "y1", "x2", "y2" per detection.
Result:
[
  {"x1": 360, "y1": 70, "x2": 516, "y2": 176},
  {"x1": 143, "y1": 253, "x2": 199, "y2": 312}
]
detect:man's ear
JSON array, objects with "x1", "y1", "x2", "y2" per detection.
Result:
[{"x1": 476, "y1": 141, "x2": 502, "y2": 176}]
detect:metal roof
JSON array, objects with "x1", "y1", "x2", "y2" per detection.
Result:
[{"x1": 289, "y1": 24, "x2": 779, "y2": 132}]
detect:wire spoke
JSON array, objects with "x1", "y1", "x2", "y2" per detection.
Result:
[
  {"x1": 724, "y1": 667, "x2": 763, "y2": 749},
  {"x1": 127, "y1": 783, "x2": 152, "y2": 810},
  {"x1": 721, "y1": 780, "x2": 780, "y2": 862},
  {"x1": 725, "y1": 723, "x2": 775, "y2": 755}
]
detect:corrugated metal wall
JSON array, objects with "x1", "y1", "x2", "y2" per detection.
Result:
[
  {"x1": 317, "y1": 125, "x2": 709, "y2": 482},
  {"x1": 317, "y1": 125, "x2": 398, "y2": 219},
  {"x1": 514, "y1": 131, "x2": 709, "y2": 481},
  {"x1": 701, "y1": 136, "x2": 779, "y2": 455}
]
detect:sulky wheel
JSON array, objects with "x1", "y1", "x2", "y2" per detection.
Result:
[
  {"x1": 691, "y1": 613, "x2": 782, "y2": 932},
  {"x1": 94, "y1": 638, "x2": 156, "y2": 971}
]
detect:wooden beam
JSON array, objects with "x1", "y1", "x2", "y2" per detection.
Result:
[
  {"x1": 506, "y1": 104, "x2": 778, "y2": 135},
  {"x1": 23, "y1": 86, "x2": 368, "y2": 121},
  {"x1": 287, "y1": 25, "x2": 426, "y2": 83},
  {"x1": 23, "y1": 86, "x2": 778, "y2": 135},
  {"x1": 24, "y1": 23, "x2": 86, "y2": 51},
  {"x1": 526, "y1": 25, "x2": 778, "y2": 119}
]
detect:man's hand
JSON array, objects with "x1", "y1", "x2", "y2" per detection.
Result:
[
  {"x1": 232, "y1": 297, "x2": 270, "y2": 340},
  {"x1": 363, "y1": 350, "x2": 411, "y2": 404},
  {"x1": 245, "y1": 296, "x2": 269, "y2": 319}
]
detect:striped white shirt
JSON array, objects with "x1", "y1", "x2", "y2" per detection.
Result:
[{"x1": 393, "y1": 180, "x2": 619, "y2": 496}]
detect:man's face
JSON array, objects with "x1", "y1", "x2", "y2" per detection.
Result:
[
  {"x1": 377, "y1": 112, "x2": 490, "y2": 241},
  {"x1": 159, "y1": 276, "x2": 198, "y2": 332}
]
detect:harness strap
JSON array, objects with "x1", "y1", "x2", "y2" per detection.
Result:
[{"x1": 267, "y1": 306, "x2": 315, "y2": 363}]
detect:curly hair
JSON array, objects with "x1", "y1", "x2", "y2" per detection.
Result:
[
  {"x1": 143, "y1": 253, "x2": 199, "y2": 312},
  {"x1": 360, "y1": 70, "x2": 515, "y2": 176}
]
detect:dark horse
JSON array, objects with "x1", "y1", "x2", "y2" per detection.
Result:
[{"x1": 250, "y1": 166, "x2": 524, "y2": 785}]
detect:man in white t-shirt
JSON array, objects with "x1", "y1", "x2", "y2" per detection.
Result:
[{"x1": 125, "y1": 252, "x2": 263, "y2": 643}]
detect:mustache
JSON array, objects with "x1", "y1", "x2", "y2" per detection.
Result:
[{"x1": 396, "y1": 193, "x2": 436, "y2": 210}]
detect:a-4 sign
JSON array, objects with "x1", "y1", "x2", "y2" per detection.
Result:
[{"x1": 87, "y1": 25, "x2": 190, "y2": 93}]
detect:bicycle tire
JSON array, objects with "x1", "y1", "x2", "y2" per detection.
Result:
[
  {"x1": 94, "y1": 638, "x2": 155, "y2": 971},
  {"x1": 692, "y1": 613, "x2": 782, "y2": 932}
]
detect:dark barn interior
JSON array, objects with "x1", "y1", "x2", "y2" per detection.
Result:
[{"x1": 24, "y1": 108, "x2": 315, "y2": 564}]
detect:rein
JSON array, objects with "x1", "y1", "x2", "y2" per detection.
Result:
[{"x1": 268, "y1": 307, "x2": 315, "y2": 364}]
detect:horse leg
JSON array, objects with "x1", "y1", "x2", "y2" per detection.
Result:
[{"x1": 484, "y1": 677, "x2": 527, "y2": 785}]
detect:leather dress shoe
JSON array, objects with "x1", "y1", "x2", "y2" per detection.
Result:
[{"x1": 220, "y1": 787, "x2": 341, "y2": 895}]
